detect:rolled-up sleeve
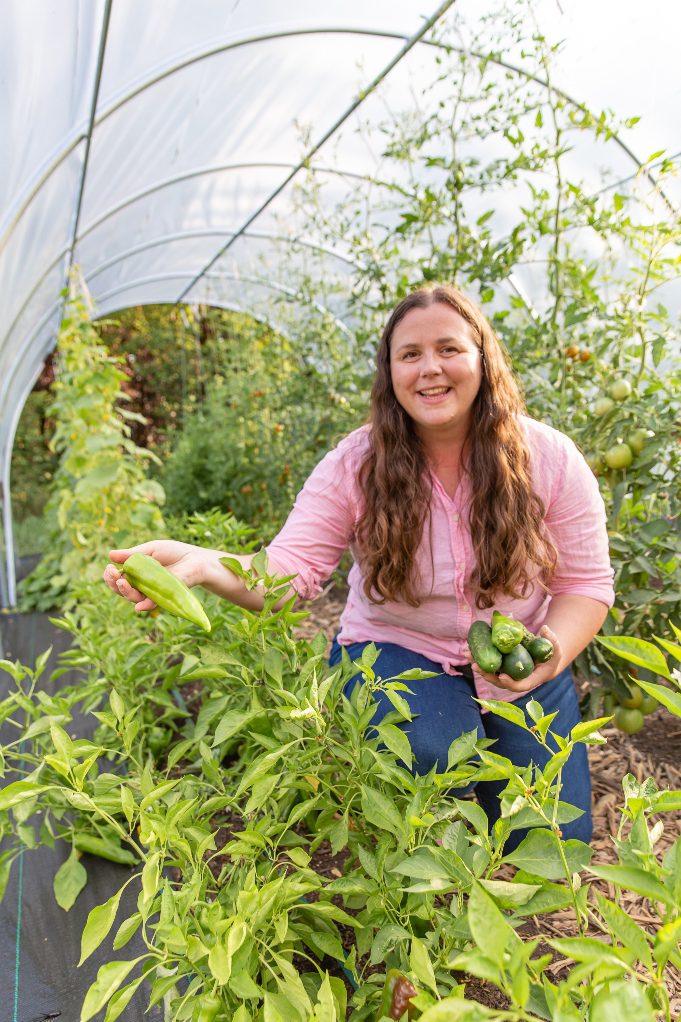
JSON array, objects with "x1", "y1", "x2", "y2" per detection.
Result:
[
  {"x1": 545, "y1": 437, "x2": 615, "y2": 607},
  {"x1": 265, "y1": 432, "x2": 363, "y2": 599}
]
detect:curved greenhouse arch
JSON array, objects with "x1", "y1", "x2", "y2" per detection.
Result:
[{"x1": 1, "y1": 0, "x2": 679, "y2": 606}]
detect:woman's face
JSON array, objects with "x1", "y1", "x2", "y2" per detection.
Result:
[{"x1": 389, "y1": 302, "x2": 483, "y2": 442}]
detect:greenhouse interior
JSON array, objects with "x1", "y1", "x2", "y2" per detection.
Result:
[{"x1": 1, "y1": 1, "x2": 680, "y2": 1020}]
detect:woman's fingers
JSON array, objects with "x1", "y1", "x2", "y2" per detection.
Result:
[
  {"x1": 102, "y1": 563, "x2": 122, "y2": 592},
  {"x1": 114, "y1": 576, "x2": 150, "y2": 607},
  {"x1": 103, "y1": 563, "x2": 157, "y2": 611},
  {"x1": 108, "y1": 542, "x2": 159, "y2": 563}
]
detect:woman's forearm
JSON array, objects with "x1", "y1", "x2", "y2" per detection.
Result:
[
  {"x1": 542, "y1": 594, "x2": 609, "y2": 673},
  {"x1": 201, "y1": 551, "x2": 264, "y2": 611},
  {"x1": 201, "y1": 550, "x2": 296, "y2": 612},
  {"x1": 105, "y1": 541, "x2": 296, "y2": 615}
]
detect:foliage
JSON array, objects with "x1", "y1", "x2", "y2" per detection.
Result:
[
  {"x1": 9, "y1": 388, "x2": 58, "y2": 527},
  {"x1": 280, "y1": 1, "x2": 681, "y2": 703},
  {"x1": 1, "y1": 566, "x2": 680, "y2": 1020},
  {"x1": 159, "y1": 311, "x2": 363, "y2": 538},
  {"x1": 96, "y1": 305, "x2": 286, "y2": 452},
  {"x1": 17, "y1": 283, "x2": 166, "y2": 612}
]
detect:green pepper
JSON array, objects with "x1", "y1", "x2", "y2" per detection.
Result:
[
  {"x1": 121, "y1": 552, "x2": 211, "y2": 632},
  {"x1": 74, "y1": 832, "x2": 137, "y2": 865},
  {"x1": 377, "y1": 969, "x2": 418, "y2": 1020},
  {"x1": 491, "y1": 611, "x2": 524, "y2": 653}
]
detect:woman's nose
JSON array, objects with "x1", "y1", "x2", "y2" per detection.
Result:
[{"x1": 420, "y1": 352, "x2": 443, "y2": 374}]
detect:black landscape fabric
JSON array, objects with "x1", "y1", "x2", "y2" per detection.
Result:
[{"x1": 0, "y1": 612, "x2": 163, "y2": 1022}]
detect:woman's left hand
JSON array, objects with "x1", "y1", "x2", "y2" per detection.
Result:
[{"x1": 475, "y1": 625, "x2": 564, "y2": 695}]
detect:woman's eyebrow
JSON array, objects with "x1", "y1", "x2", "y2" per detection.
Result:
[{"x1": 393, "y1": 335, "x2": 461, "y2": 350}]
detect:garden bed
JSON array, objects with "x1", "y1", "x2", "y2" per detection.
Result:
[{"x1": 294, "y1": 589, "x2": 681, "y2": 1015}]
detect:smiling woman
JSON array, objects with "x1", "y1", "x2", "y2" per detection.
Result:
[
  {"x1": 388, "y1": 302, "x2": 483, "y2": 444},
  {"x1": 103, "y1": 283, "x2": 614, "y2": 849}
]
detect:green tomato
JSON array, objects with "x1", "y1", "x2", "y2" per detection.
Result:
[
  {"x1": 619, "y1": 685, "x2": 643, "y2": 709},
  {"x1": 604, "y1": 442, "x2": 633, "y2": 470},
  {"x1": 608, "y1": 379, "x2": 632, "y2": 401},
  {"x1": 613, "y1": 706, "x2": 644, "y2": 734},
  {"x1": 639, "y1": 693, "x2": 659, "y2": 716},
  {"x1": 629, "y1": 427, "x2": 654, "y2": 454},
  {"x1": 593, "y1": 397, "x2": 615, "y2": 417}
]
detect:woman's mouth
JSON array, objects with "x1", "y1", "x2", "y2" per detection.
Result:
[{"x1": 417, "y1": 385, "x2": 451, "y2": 403}]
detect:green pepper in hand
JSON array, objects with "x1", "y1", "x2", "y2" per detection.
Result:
[{"x1": 120, "y1": 552, "x2": 211, "y2": 632}]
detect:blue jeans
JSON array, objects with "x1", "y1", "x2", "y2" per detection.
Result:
[{"x1": 329, "y1": 638, "x2": 592, "y2": 848}]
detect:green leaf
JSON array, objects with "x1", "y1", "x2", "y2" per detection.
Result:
[
  {"x1": 264, "y1": 647, "x2": 284, "y2": 683},
  {"x1": 0, "y1": 780, "x2": 47, "y2": 810},
  {"x1": 209, "y1": 938, "x2": 232, "y2": 984},
  {"x1": 478, "y1": 699, "x2": 528, "y2": 729},
  {"x1": 395, "y1": 667, "x2": 438, "y2": 681},
  {"x1": 467, "y1": 881, "x2": 516, "y2": 962},
  {"x1": 103, "y1": 976, "x2": 145, "y2": 1022},
  {"x1": 383, "y1": 687, "x2": 413, "y2": 720},
  {"x1": 213, "y1": 708, "x2": 261, "y2": 746},
  {"x1": 370, "y1": 922, "x2": 411, "y2": 964},
  {"x1": 392, "y1": 846, "x2": 454, "y2": 882},
  {"x1": 655, "y1": 636, "x2": 681, "y2": 662},
  {"x1": 595, "y1": 636, "x2": 671, "y2": 680},
  {"x1": 418, "y1": 995, "x2": 494, "y2": 1019},
  {"x1": 376, "y1": 722, "x2": 412, "y2": 766},
  {"x1": 410, "y1": 936, "x2": 438, "y2": 993},
  {"x1": 110, "y1": 689, "x2": 125, "y2": 721},
  {"x1": 478, "y1": 879, "x2": 541, "y2": 908},
  {"x1": 53, "y1": 849, "x2": 87, "y2": 911},
  {"x1": 653, "y1": 916, "x2": 681, "y2": 968},
  {"x1": 451, "y1": 797, "x2": 489, "y2": 837},
  {"x1": 80, "y1": 885, "x2": 125, "y2": 964},
  {"x1": 570, "y1": 717, "x2": 611, "y2": 743},
  {"x1": 585, "y1": 977, "x2": 654, "y2": 1022},
  {"x1": 112, "y1": 911, "x2": 143, "y2": 951},
  {"x1": 328, "y1": 812, "x2": 348, "y2": 856},
  {"x1": 360, "y1": 785, "x2": 405, "y2": 839},
  {"x1": 139, "y1": 778, "x2": 180, "y2": 811},
  {"x1": 589, "y1": 864, "x2": 673, "y2": 906},
  {"x1": 311, "y1": 972, "x2": 337, "y2": 1022},
  {"x1": 141, "y1": 851, "x2": 160, "y2": 903},
  {"x1": 637, "y1": 679, "x2": 681, "y2": 718},
  {"x1": 594, "y1": 891, "x2": 652, "y2": 968},
  {"x1": 503, "y1": 830, "x2": 592, "y2": 880},
  {"x1": 446, "y1": 729, "x2": 479, "y2": 770},
  {"x1": 81, "y1": 958, "x2": 143, "y2": 1022}
]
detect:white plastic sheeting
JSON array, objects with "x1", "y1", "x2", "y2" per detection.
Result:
[{"x1": 1, "y1": 0, "x2": 679, "y2": 605}]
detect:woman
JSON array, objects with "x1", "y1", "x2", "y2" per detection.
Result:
[{"x1": 103, "y1": 285, "x2": 614, "y2": 843}]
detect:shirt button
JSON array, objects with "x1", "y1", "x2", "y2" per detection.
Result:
[{"x1": 451, "y1": 513, "x2": 460, "y2": 523}]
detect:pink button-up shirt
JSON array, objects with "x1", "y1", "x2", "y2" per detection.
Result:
[{"x1": 266, "y1": 416, "x2": 614, "y2": 702}]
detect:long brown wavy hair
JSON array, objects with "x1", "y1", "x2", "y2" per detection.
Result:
[{"x1": 356, "y1": 285, "x2": 557, "y2": 609}]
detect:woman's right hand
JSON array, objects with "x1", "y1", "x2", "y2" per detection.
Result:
[{"x1": 102, "y1": 541, "x2": 221, "y2": 612}]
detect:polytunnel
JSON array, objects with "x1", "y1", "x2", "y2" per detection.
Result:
[{"x1": 1, "y1": 0, "x2": 680, "y2": 607}]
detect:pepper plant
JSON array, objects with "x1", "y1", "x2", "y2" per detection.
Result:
[{"x1": 2, "y1": 554, "x2": 680, "y2": 1020}]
